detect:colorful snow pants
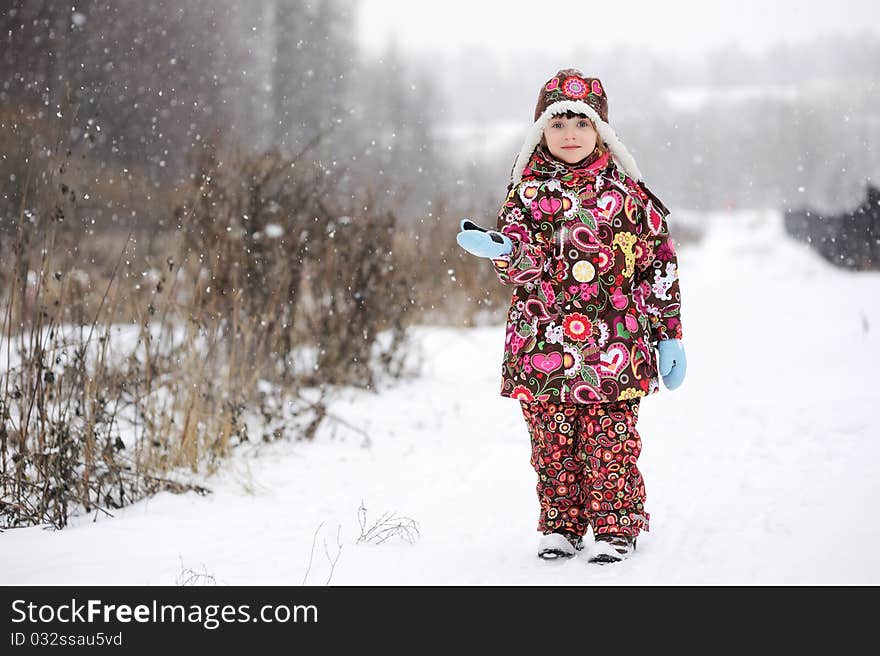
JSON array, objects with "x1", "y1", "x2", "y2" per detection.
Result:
[{"x1": 519, "y1": 398, "x2": 650, "y2": 538}]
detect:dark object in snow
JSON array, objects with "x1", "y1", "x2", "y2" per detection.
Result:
[{"x1": 784, "y1": 182, "x2": 880, "y2": 270}]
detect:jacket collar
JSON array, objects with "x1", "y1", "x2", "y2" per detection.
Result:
[{"x1": 521, "y1": 146, "x2": 612, "y2": 183}]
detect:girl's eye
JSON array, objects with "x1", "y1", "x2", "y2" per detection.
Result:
[{"x1": 578, "y1": 121, "x2": 589, "y2": 128}]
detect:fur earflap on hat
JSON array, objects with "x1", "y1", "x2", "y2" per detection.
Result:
[{"x1": 510, "y1": 68, "x2": 643, "y2": 186}]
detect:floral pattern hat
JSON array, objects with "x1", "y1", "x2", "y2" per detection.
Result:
[{"x1": 510, "y1": 68, "x2": 643, "y2": 186}]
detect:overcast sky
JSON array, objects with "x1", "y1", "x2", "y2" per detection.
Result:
[{"x1": 356, "y1": 0, "x2": 880, "y2": 58}]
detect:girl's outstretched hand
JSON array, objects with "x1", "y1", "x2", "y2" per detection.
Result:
[
  {"x1": 657, "y1": 339, "x2": 687, "y2": 390},
  {"x1": 456, "y1": 219, "x2": 513, "y2": 259}
]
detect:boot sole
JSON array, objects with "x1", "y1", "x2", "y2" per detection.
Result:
[
  {"x1": 587, "y1": 554, "x2": 622, "y2": 564},
  {"x1": 538, "y1": 549, "x2": 577, "y2": 560}
]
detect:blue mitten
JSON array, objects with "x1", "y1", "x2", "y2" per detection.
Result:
[
  {"x1": 456, "y1": 219, "x2": 513, "y2": 259},
  {"x1": 657, "y1": 339, "x2": 687, "y2": 390}
]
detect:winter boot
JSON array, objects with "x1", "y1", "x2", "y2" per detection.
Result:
[
  {"x1": 538, "y1": 532, "x2": 585, "y2": 560},
  {"x1": 588, "y1": 533, "x2": 637, "y2": 564}
]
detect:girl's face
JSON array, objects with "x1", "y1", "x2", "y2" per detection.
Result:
[{"x1": 543, "y1": 115, "x2": 598, "y2": 164}]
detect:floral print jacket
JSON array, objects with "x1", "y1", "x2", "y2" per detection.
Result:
[{"x1": 491, "y1": 146, "x2": 683, "y2": 405}]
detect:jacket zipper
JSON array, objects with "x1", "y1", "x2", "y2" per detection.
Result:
[{"x1": 556, "y1": 225, "x2": 567, "y2": 259}]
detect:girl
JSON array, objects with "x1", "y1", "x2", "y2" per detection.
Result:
[{"x1": 457, "y1": 69, "x2": 686, "y2": 564}]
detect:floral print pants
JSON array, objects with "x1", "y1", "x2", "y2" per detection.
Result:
[{"x1": 520, "y1": 398, "x2": 650, "y2": 538}]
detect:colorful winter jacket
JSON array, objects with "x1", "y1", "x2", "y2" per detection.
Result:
[{"x1": 491, "y1": 145, "x2": 683, "y2": 404}]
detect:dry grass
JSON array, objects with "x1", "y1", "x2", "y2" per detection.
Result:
[{"x1": 1, "y1": 141, "x2": 422, "y2": 529}]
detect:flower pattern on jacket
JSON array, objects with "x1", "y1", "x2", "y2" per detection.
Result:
[{"x1": 491, "y1": 146, "x2": 683, "y2": 405}]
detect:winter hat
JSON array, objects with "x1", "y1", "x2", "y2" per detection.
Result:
[{"x1": 510, "y1": 68, "x2": 643, "y2": 186}]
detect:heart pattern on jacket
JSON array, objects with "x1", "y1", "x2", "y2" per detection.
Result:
[
  {"x1": 598, "y1": 343, "x2": 629, "y2": 377},
  {"x1": 537, "y1": 196, "x2": 563, "y2": 216},
  {"x1": 531, "y1": 352, "x2": 563, "y2": 374},
  {"x1": 595, "y1": 191, "x2": 623, "y2": 221}
]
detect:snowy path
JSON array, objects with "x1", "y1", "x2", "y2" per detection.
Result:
[{"x1": 3, "y1": 211, "x2": 879, "y2": 585}]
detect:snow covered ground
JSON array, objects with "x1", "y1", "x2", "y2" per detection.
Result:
[{"x1": 2, "y1": 209, "x2": 879, "y2": 585}]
